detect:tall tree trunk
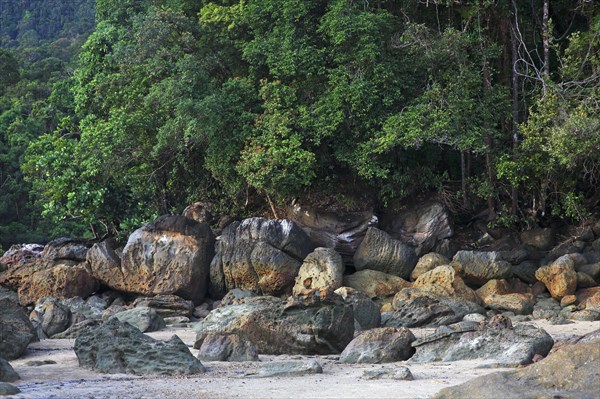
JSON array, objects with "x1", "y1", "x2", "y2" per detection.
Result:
[
  {"x1": 542, "y1": 0, "x2": 550, "y2": 95},
  {"x1": 510, "y1": 17, "x2": 520, "y2": 215},
  {"x1": 483, "y1": 59, "x2": 495, "y2": 220}
]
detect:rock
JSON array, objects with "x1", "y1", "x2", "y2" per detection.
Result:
[
  {"x1": 52, "y1": 319, "x2": 102, "y2": 339},
  {"x1": 334, "y1": 287, "x2": 381, "y2": 331},
  {"x1": 342, "y1": 269, "x2": 411, "y2": 299},
  {"x1": 413, "y1": 266, "x2": 481, "y2": 304},
  {"x1": 0, "y1": 287, "x2": 18, "y2": 303},
  {"x1": 164, "y1": 316, "x2": 189, "y2": 325},
  {"x1": 577, "y1": 262, "x2": 600, "y2": 281},
  {"x1": 535, "y1": 255, "x2": 579, "y2": 299},
  {"x1": 132, "y1": 295, "x2": 194, "y2": 319},
  {"x1": 340, "y1": 327, "x2": 415, "y2": 363},
  {"x1": 0, "y1": 382, "x2": 20, "y2": 395},
  {"x1": 182, "y1": 201, "x2": 216, "y2": 225},
  {"x1": 86, "y1": 239, "x2": 122, "y2": 289},
  {"x1": 482, "y1": 293, "x2": 536, "y2": 315},
  {"x1": 0, "y1": 358, "x2": 19, "y2": 383},
  {"x1": 532, "y1": 297, "x2": 561, "y2": 320},
  {"x1": 193, "y1": 296, "x2": 354, "y2": 355},
  {"x1": 577, "y1": 271, "x2": 597, "y2": 288},
  {"x1": 410, "y1": 316, "x2": 554, "y2": 366},
  {"x1": 411, "y1": 253, "x2": 450, "y2": 281},
  {"x1": 353, "y1": 227, "x2": 417, "y2": 280},
  {"x1": 450, "y1": 251, "x2": 512, "y2": 286},
  {"x1": 385, "y1": 288, "x2": 483, "y2": 328},
  {"x1": 74, "y1": 318, "x2": 205, "y2": 375},
  {"x1": 209, "y1": 217, "x2": 315, "y2": 298},
  {"x1": 197, "y1": 333, "x2": 259, "y2": 362},
  {"x1": 519, "y1": 228, "x2": 555, "y2": 251},
  {"x1": 576, "y1": 287, "x2": 600, "y2": 312},
  {"x1": 0, "y1": 244, "x2": 43, "y2": 270},
  {"x1": 193, "y1": 303, "x2": 212, "y2": 319},
  {"x1": 380, "y1": 201, "x2": 453, "y2": 255},
  {"x1": 293, "y1": 248, "x2": 344, "y2": 295},
  {"x1": 41, "y1": 238, "x2": 90, "y2": 262},
  {"x1": 475, "y1": 279, "x2": 511, "y2": 299},
  {"x1": 220, "y1": 288, "x2": 257, "y2": 307},
  {"x1": 17, "y1": 261, "x2": 99, "y2": 306},
  {"x1": 567, "y1": 309, "x2": 600, "y2": 321},
  {"x1": 31, "y1": 298, "x2": 72, "y2": 338},
  {"x1": 116, "y1": 215, "x2": 215, "y2": 304},
  {"x1": 546, "y1": 241, "x2": 585, "y2": 262},
  {"x1": 287, "y1": 202, "x2": 377, "y2": 264},
  {"x1": 61, "y1": 295, "x2": 108, "y2": 321},
  {"x1": 512, "y1": 261, "x2": 539, "y2": 285},
  {"x1": 560, "y1": 294, "x2": 577, "y2": 307},
  {"x1": 432, "y1": 339, "x2": 600, "y2": 399},
  {"x1": 362, "y1": 366, "x2": 413, "y2": 380},
  {"x1": 0, "y1": 299, "x2": 37, "y2": 360},
  {"x1": 108, "y1": 307, "x2": 166, "y2": 333},
  {"x1": 257, "y1": 360, "x2": 322, "y2": 377}
]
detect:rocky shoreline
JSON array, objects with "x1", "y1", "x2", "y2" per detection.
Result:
[{"x1": 1, "y1": 201, "x2": 600, "y2": 397}]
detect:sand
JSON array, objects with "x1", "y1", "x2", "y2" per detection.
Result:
[{"x1": 6, "y1": 320, "x2": 599, "y2": 399}]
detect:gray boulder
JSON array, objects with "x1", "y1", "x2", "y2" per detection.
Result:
[
  {"x1": 293, "y1": 248, "x2": 344, "y2": 295},
  {"x1": 210, "y1": 218, "x2": 315, "y2": 298},
  {"x1": 353, "y1": 227, "x2": 417, "y2": 280},
  {"x1": 74, "y1": 318, "x2": 204, "y2": 375},
  {"x1": 340, "y1": 327, "x2": 415, "y2": 363},
  {"x1": 0, "y1": 287, "x2": 18, "y2": 303},
  {"x1": 258, "y1": 360, "x2": 322, "y2": 377},
  {"x1": 132, "y1": 295, "x2": 194, "y2": 319},
  {"x1": 30, "y1": 297, "x2": 72, "y2": 338},
  {"x1": 0, "y1": 299, "x2": 37, "y2": 360},
  {"x1": 433, "y1": 339, "x2": 600, "y2": 399},
  {"x1": 197, "y1": 333, "x2": 259, "y2": 362},
  {"x1": 193, "y1": 296, "x2": 354, "y2": 355},
  {"x1": 102, "y1": 216, "x2": 215, "y2": 304},
  {"x1": 40, "y1": 238, "x2": 90, "y2": 262},
  {"x1": 451, "y1": 251, "x2": 512, "y2": 286},
  {"x1": 0, "y1": 358, "x2": 19, "y2": 383},
  {"x1": 108, "y1": 307, "x2": 166, "y2": 332},
  {"x1": 0, "y1": 382, "x2": 20, "y2": 395},
  {"x1": 343, "y1": 269, "x2": 411, "y2": 299},
  {"x1": 362, "y1": 366, "x2": 413, "y2": 380},
  {"x1": 410, "y1": 317, "x2": 554, "y2": 366},
  {"x1": 519, "y1": 228, "x2": 555, "y2": 251},
  {"x1": 335, "y1": 287, "x2": 381, "y2": 331}
]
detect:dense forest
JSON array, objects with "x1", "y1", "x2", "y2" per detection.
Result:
[{"x1": 0, "y1": 0, "x2": 598, "y2": 251}]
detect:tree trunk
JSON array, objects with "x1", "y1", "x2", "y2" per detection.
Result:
[
  {"x1": 542, "y1": 0, "x2": 550, "y2": 95},
  {"x1": 510, "y1": 17, "x2": 520, "y2": 215},
  {"x1": 483, "y1": 60, "x2": 495, "y2": 220},
  {"x1": 461, "y1": 151, "x2": 469, "y2": 208}
]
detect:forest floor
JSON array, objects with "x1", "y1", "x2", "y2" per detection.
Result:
[{"x1": 6, "y1": 320, "x2": 599, "y2": 399}]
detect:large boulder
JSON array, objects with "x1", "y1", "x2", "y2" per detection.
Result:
[
  {"x1": 193, "y1": 296, "x2": 354, "y2": 355},
  {"x1": 74, "y1": 318, "x2": 205, "y2": 375},
  {"x1": 340, "y1": 327, "x2": 415, "y2": 363},
  {"x1": 132, "y1": 295, "x2": 194, "y2": 319},
  {"x1": 413, "y1": 266, "x2": 481, "y2": 304},
  {"x1": 293, "y1": 248, "x2": 344, "y2": 295},
  {"x1": 433, "y1": 339, "x2": 600, "y2": 399},
  {"x1": 197, "y1": 333, "x2": 259, "y2": 362},
  {"x1": 0, "y1": 244, "x2": 43, "y2": 271},
  {"x1": 287, "y1": 202, "x2": 378, "y2": 264},
  {"x1": 353, "y1": 227, "x2": 417, "y2": 280},
  {"x1": 0, "y1": 299, "x2": 37, "y2": 360},
  {"x1": 258, "y1": 360, "x2": 323, "y2": 377},
  {"x1": 535, "y1": 254, "x2": 579, "y2": 300},
  {"x1": 342, "y1": 269, "x2": 411, "y2": 299},
  {"x1": 17, "y1": 261, "x2": 99, "y2": 306},
  {"x1": 0, "y1": 358, "x2": 19, "y2": 383},
  {"x1": 40, "y1": 238, "x2": 90, "y2": 262},
  {"x1": 113, "y1": 215, "x2": 215, "y2": 304},
  {"x1": 410, "y1": 316, "x2": 554, "y2": 366},
  {"x1": 86, "y1": 239, "x2": 122, "y2": 289},
  {"x1": 335, "y1": 287, "x2": 381, "y2": 331},
  {"x1": 210, "y1": 218, "x2": 315, "y2": 297},
  {"x1": 519, "y1": 228, "x2": 555, "y2": 251},
  {"x1": 411, "y1": 253, "x2": 450, "y2": 281},
  {"x1": 380, "y1": 201, "x2": 453, "y2": 255},
  {"x1": 450, "y1": 251, "x2": 512, "y2": 286},
  {"x1": 108, "y1": 307, "x2": 166, "y2": 333},
  {"x1": 30, "y1": 297, "x2": 72, "y2": 338}
]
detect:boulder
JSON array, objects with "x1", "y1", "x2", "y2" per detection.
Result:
[
  {"x1": 353, "y1": 227, "x2": 417, "y2": 280},
  {"x1": 512, "y1": 261, "x2": 540, "y2": 285},
  {"x1": 384, "y1": 288, "x2": 483, "y2": 328},
  {"x1": 576, "y1": 287, "x2": 600, "y2": 312},
  {"x1": 197, "y1": 333, "x2": 259, "y2": 362},
  {"x1": 31, "y1": 297, "x2": 72, "y2": 338},
  {"x1": 40, "y1": 238, "x2": 90, "y2": 262},
  {"x1": 0, "y1": 244, "x2": 43, "y2": 271},
  {"x1": 432, "y1": 339, "x2": 600, "y2": 399},
  {"x1": 334, "y1": 287, "x2": 381, "y2": 331},
  {"x1": 535, "y1": 254, "x2": 579, "y2": 299},
  {"x1": 287, "y1": 202, "x2": 377, "y2": 264},
  {"x1": 577, "y1": 262, "x2": 600, "y2": 281},
  {"x1": 519, "y1": 228, "x2": 555, "y2": 251},
  {"x1": 410, "y1": 316, "x2": 554, "y2": 366},
  {"x1": 0, "y1": 299, "x2": 37, "y2": 360},
  {"x1": 193, "y1": 296, "x2": 354, "y2": 355},
  {"x1": 293, "y1": 248, "x2": 344, "y2": 295},
  {"x1": 380, "y1": 201, "x2": 453, "y2": 255},
  {"x1": 257, "y1": 360, "x2": 322, "y2": 377},
  {"x1": 17, "y1": 261, "x2": 99, "y2": 306},
  {"x1": 209, "y1": 218, "x2": 315, "y2": 298},
  {"x1": 86, "y1": 239, "x2": 122, "y2": 289},
  {"x1": 132, "y1": 295, "x2": 194, "y2": 319},
  {"x1": 450, "y1": 251, "x2": 512, "y2": 286},
  {"x1": 61, "y1": 295, "x2": 108, "y2": 321},
  {"x1": 0, "y1": 358, "x2": 19, "y2": 383},
  {"x1": 342, "y1": 269, "x2": 411, "y2": 299},
  {"x1": 413, "y1": 266, "x2": 481, "y2": 304},
  {"x1": 74, "y1": 318, "x2": 205, "y2": 375},
  {"x1": 0, "y1": 287, "x2": 18, "y2": 303},
  {"x1": 482, "y1": 293, "x2": 536, "y2": 315},
  {"x1": 410, "y1": 253, "x2": 450, "y2": 281},
  {"x1": 108, "y1": 307, "x2": 166, "y2": 333},
  {"x1": 182, "y1": 201, "x2": 216, "y2": 225},
  {"x1": 362, "y1": 366, "x2": 413, "y2": 380},
  {"x1": 52, "y1": 319, "x2": 102, "y2": 339},
  {"x1": 340, "y1": 327, "x2": 415, "y2": 363},
  {"x1": 116, "y1": 215, "x2": 215, "y2": 304},
  {"x1": 220, "y1": 288, "x2": 257, "y2": 307},
  {"x1": 0, "y1": 382, "x2": 19, "y2": 395}
]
